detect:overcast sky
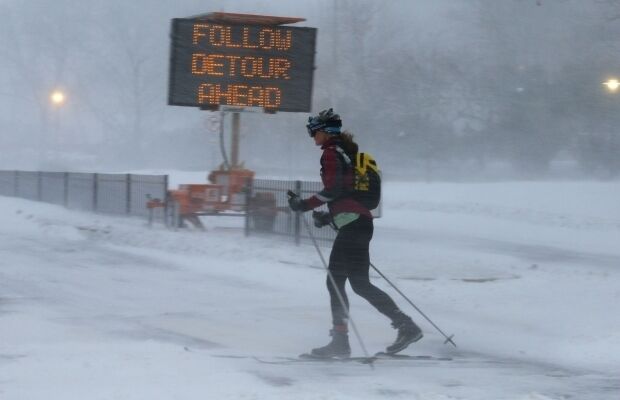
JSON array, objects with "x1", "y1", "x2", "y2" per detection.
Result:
[{"x1": 1, "y1": 0, "x2": 618, "y2": 179}]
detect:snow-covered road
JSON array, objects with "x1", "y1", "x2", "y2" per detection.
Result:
[{"x1": 1, "y1": 181, "x2": 619, "y2": 399}]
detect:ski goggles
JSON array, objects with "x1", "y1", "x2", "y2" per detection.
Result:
[
  {"x1": 307, "y1": 123, "x2": 341, "y2": 137},
  {"x1": 307, "y1": 119, "x2": 326, "y2": 137},
  {"x1": 307, "y1": 127, "x2": 320, "y2": 137}
]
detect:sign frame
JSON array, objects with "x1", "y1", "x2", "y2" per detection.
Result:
[{"x1": 167, "y1": 18, "x2": 317, "y2": 113}]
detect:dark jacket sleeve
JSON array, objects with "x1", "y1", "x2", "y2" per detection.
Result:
[{"x1": 304, "y1": 147, "x2": 346, "y2": 210}]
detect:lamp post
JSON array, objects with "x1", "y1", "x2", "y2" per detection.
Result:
[
  {"x1": 46, "y1": 89, "x2": 66, "y2": 164},
  {"x1": 602, "y1": 78, "x2": 620, "y2": 93},
  {"x1": 600, "y1": 79, "x2": 620, "y2": 176}
]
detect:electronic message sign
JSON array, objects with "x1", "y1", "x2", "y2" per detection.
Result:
[{"x1": 168, "y1": 19, "x2": 317, "y2": 112}]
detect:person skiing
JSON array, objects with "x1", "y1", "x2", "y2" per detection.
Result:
[{"x1": 288, "y1": 108, "x2": 423, "y2": 357}]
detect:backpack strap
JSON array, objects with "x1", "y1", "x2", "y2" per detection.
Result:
[
  {"x1": 354, "y1": 153, "x2": 364, "y2": 177},
  {"x1": 333, "y1": 147, "x2": 380, "y2": 173},
  {"x1": 356, "y1": 152, "x2": 380, "y2": 174},
  {"x1": 333, "y1": 145, "x2": 352, "y2": 166}
]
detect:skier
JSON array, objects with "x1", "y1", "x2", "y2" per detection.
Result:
[{"x1": 288, "y1": 108, "x2": 423, "y2": 358}]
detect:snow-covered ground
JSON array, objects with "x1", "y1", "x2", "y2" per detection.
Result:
[{"x1": 1, "y1": 179, "x2": 619, "y2": 400}]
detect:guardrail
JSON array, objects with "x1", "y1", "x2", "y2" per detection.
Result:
[{"x1": 0, "y1": 170, "x2": 168, "y2": 221}]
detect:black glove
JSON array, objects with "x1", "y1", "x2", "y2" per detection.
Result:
[
  {"x1": 312, "y1": 211, "x2": 332, "y2": 228},
  {"x1": 287, "y1": 190, "x2": 305, "y2": 212}
]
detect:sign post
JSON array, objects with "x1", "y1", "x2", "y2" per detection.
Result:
[
  {"x1": 231, "y1": 111, "x2": 240, "y2": 168},
  {"x1": 168, "y1": 13, "x2": 316, "y2": 170},
  {"x1": 165, "y1": 13, "x2": 316, "y2": 229}
]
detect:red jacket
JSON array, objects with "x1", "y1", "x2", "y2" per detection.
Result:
[{"x1": 304, "y1": 137, "x2": 372, "y2": 218}]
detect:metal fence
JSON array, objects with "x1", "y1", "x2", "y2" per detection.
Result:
[
  {"x1": 246, "y1": 179, "x2": 333, "y2": 244},
  {"x1": 0, "y1": 170, "x2": 168, "y2": 220},
  {"x1": 246, "y1": 178, "x2": 383, "y2": 244},
  {"x1": 0, "y1": 171, "x2": 378, "y2": 243}
]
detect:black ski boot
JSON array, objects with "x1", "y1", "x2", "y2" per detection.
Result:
[
  {"x1": 386, "y1": 315, "x2": 423, "y2": 354},
  {"x1": 310, "y1": 329, "x2": 351, "y2": 358}
]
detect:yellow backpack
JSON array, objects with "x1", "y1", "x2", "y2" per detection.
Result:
[{"x1": 353, "y1": 152, "x2": 381, "y2": 210}]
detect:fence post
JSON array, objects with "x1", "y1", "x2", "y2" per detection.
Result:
[
  {"x1": 63, "y1": 172, "x2": 69, "y2": 208},
  {"x1": 164, "y1": 191, "x2": 170, "y2": 228},
  {"x1": 244, "y1": 178, "x2": 252, "y2": 237},
  {"x1": 37, "y1": 171, "x2": 42, "y2": 201},
  {"x1": 163, "y1": 175, "x2": 169, "y2": 226},
  {"x1": 294, "y1": 180, "x2": 301, "y2": 246},
  {"x1": 126, "y1": 174, "x2": 132, "y2": 215},
  {"x1": 93, "y1": 173, "x2": 98, "y2": 212},
  {"x1": 13, "y1": 170, "x2": 18, "y2": 197},
  {"x1": 171, "y1": 199, "x2": 179, "y2": 231},
  {"x1": 148, "y1": 207, "x2": 153, "y2": 227}
]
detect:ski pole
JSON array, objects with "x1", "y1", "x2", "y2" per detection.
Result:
[
  {"x1": 368, "y1": 261, "x2": 457, "y2": 348},
  {"x1": 324, "y1": 223, "x2": 457, "y2": 347},
  {"x1": 288, "y1": 191, "x2": 374, "y2": 366},
  {"x1": 300, "y1": 215, "x2": 375, "y2": 366}
]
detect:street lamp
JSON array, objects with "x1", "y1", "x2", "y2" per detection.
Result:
[
  {"x1": 603, "y1": 79, "x2": 620, "y2": 93},
  {"x1": 50, "y1": 89, "x2": 66, "y2": 106},
  {"x1": 47, "y1": 89, "x2": 67, "y2": 164}
]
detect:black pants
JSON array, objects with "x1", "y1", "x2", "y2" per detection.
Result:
[{"x1": 327, "y1": 216, "x2": 401, "y2": 326}]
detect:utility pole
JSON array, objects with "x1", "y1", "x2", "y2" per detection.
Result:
[{"x1": 332, "y1": 0, "x2": 339, "y2": 110}]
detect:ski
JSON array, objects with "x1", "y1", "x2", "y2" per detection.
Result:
[
  {"x1": 297, "y1": 352, "x2": 451, "y2": 363},
  {"x1": 227, "y1": 352, "x2": 453, "y2": 365},
  {"x1": 374, "y1": 352, "x2": 452, "y2": 361},
  {"x1": 296, "y1": 353, "x2": 375, "y2": 364}
]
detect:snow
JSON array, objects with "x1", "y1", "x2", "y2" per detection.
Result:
[{"x1": 1, "y1": 179, "x2": 619, "y2": 399}]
